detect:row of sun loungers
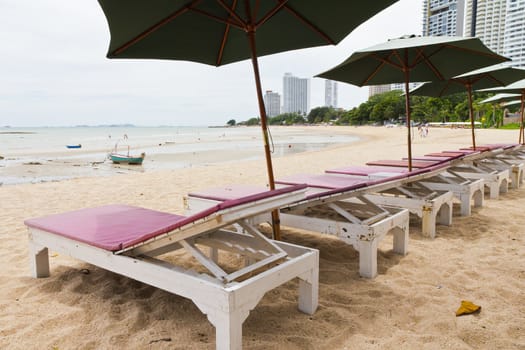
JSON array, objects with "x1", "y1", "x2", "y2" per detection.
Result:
[{"x1": 23, "y1": 143, "x2": 525, "y2": 349}]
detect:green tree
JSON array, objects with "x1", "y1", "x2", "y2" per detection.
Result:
[{"x1": 226, "y1": 119, "x2": 236, "y2": 126}]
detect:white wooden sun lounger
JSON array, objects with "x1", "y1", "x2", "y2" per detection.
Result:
[
  {"x1": 460, "y1": 145, "x2": 525, "y2": 189},
  {"x1": 324, "y1": 164, "x2": 454, "y2": 239},
  {"x1": 25, "y1": 185, "x2": 318, "y2": 350},
  {"x1": 328, "y1": 159, "x2": 484, "y2": 217},
  {"x1": 439, "y1": 152, "x2": 510, "y2": 199},
  {"x1": 186, "y1": 176, "x2": 410, "y2": 279}
]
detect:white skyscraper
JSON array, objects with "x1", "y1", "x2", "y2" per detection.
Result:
[
  {"x1": 503, "y1": 0, "x2": 525, "y2": 67},
  {"x1": 263, "y1": 90, "x2": 281, "y2": 117},
  {"x1": 282, "y1": 73, "x2": 310, "y2": 115},
  {"x1": 464, "y1": 0, "x2": 507, "y2": 55},
  {"x1": 324, "y1": 80, "x2": 338, "y2": 108},
  {"x1": 422, "y1": 0, "x2": 466, "y2": 36}
]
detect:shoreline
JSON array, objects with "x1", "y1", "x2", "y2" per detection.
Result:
[
  {"x1": 0, "y1": 125, "x2": 360, "y2": 186},
  {"x1": 2, "y1": 125, "x2": 524, "y2": 349}
]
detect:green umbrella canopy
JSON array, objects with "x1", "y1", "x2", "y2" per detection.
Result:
[
  {"x1": 96, "y1": 0, "x2": 399, "y2": 239},
  {"x1": 480, "y1": 93, "x2": 521, "y2": 104},
  {"x1": 98, "y1": 0, "x2": 399, "y2": 66},
  {"x1": 315, "y1": 35, "x2": 509, "y2": 170},
  {"x1": 316, "y1": 35, "x2": 509, "y2": 86},
  {"x1": 481, "y1": 79, "x2": 525, "y2": 144},
  {"x1": 409, "y1": 64, "x2": 525, "y2": 149},
  {"x1": 410, "y1": 65, "x2": 525, "y2": 97}
]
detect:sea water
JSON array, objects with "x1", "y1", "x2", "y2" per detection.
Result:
[{"x1": 0, "y1": 126, "x2": 358, "y2": 185}]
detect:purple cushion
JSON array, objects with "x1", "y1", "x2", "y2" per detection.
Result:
[
  {"x1": 25, "y1": 205, "x2": 187, "y2": 251},
  {"x1": 25, "y1": 185, "x2": 308, "y2": 252}
]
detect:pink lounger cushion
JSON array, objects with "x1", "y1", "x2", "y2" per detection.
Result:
[
  {"x1": 188, "y1": 185, "x2": 268, "y2": 202},
  {"x1": 25, "y1": 185, "x2": 308, "y2": 252},
  {"x1": 25, "y1": 205, "x2": 187, "y2": 251},
  {"x1": 366, "y1": 159, "x2": 441, "y2": 168},
  {"x1": 276, "y1": 173, "x2": 370, "y2": 189},
  {"x1": 424, "y1": 152, "x2": 466, "y2": 159}
]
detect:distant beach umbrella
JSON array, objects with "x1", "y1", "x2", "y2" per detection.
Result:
[
  {"x1": 481, "y1": 79, "x2": 525, "y2": 144},
  {"x1": 96, "y1": 0, "x2": 400, "y2": 239},
  {"x1": 480, "y1": 93, "x2": 521, "y2": 105},
  {"x1": 410, "y1": 65, "x2": 525, "y2": 149},
  {"x1": 316, "y1": 35, "x2": 509, "y2": 170}
]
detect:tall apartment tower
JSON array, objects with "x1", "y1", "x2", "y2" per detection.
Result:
[
  {"x1": 263, "y1": 90, "x2": 281, "y2": 117},
  {"x1": 282, "y1": 73, "x2": 310, "y2": 115},
  {"x1": 324, "y1": 80, "x2": 338, "y2": 108},
  {"x1": 464, "y1": 0, "x2": 507, "y2": 55},
  {"x1": 422, "y1": 0, "x2": 466, "y2": 36},
  {"x1": 503, "y1": 0, "x2": 525, "y2": 67},
  {"x1": 368, "y1": 85, "x2": 391, "y2": 98}
]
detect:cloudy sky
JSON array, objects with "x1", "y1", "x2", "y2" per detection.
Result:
[{"x1": 0, "y1": 0, "x2": 423, "y2": 127}]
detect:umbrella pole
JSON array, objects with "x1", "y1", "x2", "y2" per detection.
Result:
[
  {"x1": 404, "y1": 68, "x2": 413, "y2": 171},
  {"x1": 246, "y1": 29, "x2": 282, "y2": 240},
  {"x1": 518, "y1": 92, "x2": 525, "y2": 145},
  {"x1": 466, "y1": 85, "x2": 476, "y2": 149}
]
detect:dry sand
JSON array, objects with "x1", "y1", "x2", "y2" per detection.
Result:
[{"x1": 1, "y1": 125, "x2": 524, "y2": 349}]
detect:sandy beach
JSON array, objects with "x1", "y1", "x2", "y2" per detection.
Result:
[{"x1": 1, "y1": 125, "x2": 524, "y2": 349}]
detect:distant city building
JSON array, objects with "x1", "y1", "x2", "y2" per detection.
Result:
[
  {"x1": 324, "y1": 80, "x2": 338, "y2": 108},
  {"x1": 391, "y1": 82, "x2": 421, "y2": 91},
  {"x1": 263, "y1": 90, "x2": 281, "y2": 117},
  {"x1": 422, "y1": 0, "x2": 465, "y2": 36},
  {"x1": 503, "y1": 0, "x2": 525, "y2": 67},
  {"x1": 368, "y1": 84, "x2": 391, "y2": 98},
  {"x1": 463, "y1": 0, "x2": 525, "y2": 67},
  {"x1": 282, "y1": 72, "x2": 310, "y2": 115},
  {"x1": 464, "y1": 0, "x2": 507, "y2": 54}
]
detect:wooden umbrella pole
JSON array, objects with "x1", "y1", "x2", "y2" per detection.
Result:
[
  {"x1": 247, "y1": 27, "x2": 282, "y2": 240},
  {"x1": 518, "y1": 91, "x2": 525, "y2": 145},
  {"x1": 466, "y1": 84, "x2": 476, "y2": 149},
  {"x1": 404, "y1": 58, "x2": 412, "y2": 171}
]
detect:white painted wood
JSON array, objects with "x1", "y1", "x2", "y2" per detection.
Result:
[{"x1": 27, "y1": 228, "x2": 318, "y2": 350}]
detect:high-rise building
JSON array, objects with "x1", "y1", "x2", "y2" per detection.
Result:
[
  {"x1": 368, "y1": 85, "x2": 391, "y2": 98},
  {"x1": 464, "y1": 0, "x2": 507, "y2": 55},
  {"x1": 263, "y1": 90, "x2": 281, "y2": 117},
  {"x1": 422, "y1": 0, "x2": 466, "y2": 36},
  {"x1": 503, "y1": 0, "x2": 525, "y2": 67},
  {"x1": 282, "y1": 73, "x2": 310, "y2": 115},
  {"x1": 324, "y1": 80, "x2": 338, "y2": 108}
]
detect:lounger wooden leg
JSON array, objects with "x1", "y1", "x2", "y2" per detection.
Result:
[
  {"x1": 421, "y1": 206, "x2": 436, "y2": 239},
  {"x1": 500, "y1": 179, "x2": 509, "y2": 194},
  {"x1": 298, "y1": 259, "x2": 319, "y2": 315},
  {"x1": 459, "y1": 194, "x2": 472, "y2": 216},
  {"x1": 488, "y1": 182, "x2": 499, "y2": 199},
  {"x1": 473, "y1": 189, "x2": 484, "y2": 208},
  {"x1": 358, "y1": 239, "x2": 378, "y2": 279},
  {"x1": 28, "y1": 241, "x2": 50, "y2": 278},
  {"x1": 206, "y1": 306, "x2": 250, "y2": 350},
  {"x1": 392, "y1": 226, "x2": 408, "y2": 256}
]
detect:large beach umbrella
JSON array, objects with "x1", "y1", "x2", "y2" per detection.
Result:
[
  {"x1": 410, "y1": 64, "x2": 525, "y2": 149},
  {"x1": 482, "y1": 79, "x2": 525, "y2": 144},
  {"x1": 96, "y1": 0, "x2": 399, "y2": 239},
  {"x1": 316, "y1": 35, "x2": 509, "y2": 170}
]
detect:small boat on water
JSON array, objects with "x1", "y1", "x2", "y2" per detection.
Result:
[
  {"x1": 66, "y1": 144, "x2": 82, "y2": 149},
  {"x1": 109, "y1": 152, "x2": 145, "y2": 165}
]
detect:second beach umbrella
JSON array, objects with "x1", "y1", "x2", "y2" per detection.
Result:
[
  {"x1": 316, "y1": 35, "x2": 509, "y2": 170},
  {"x1": 96, "y1": 0, "x2": 400, "y2": 239}
]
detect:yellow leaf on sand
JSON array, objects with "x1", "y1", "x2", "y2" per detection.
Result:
[{"x1": 456, "y1": 300, "x2": 481, "y2": 316}]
